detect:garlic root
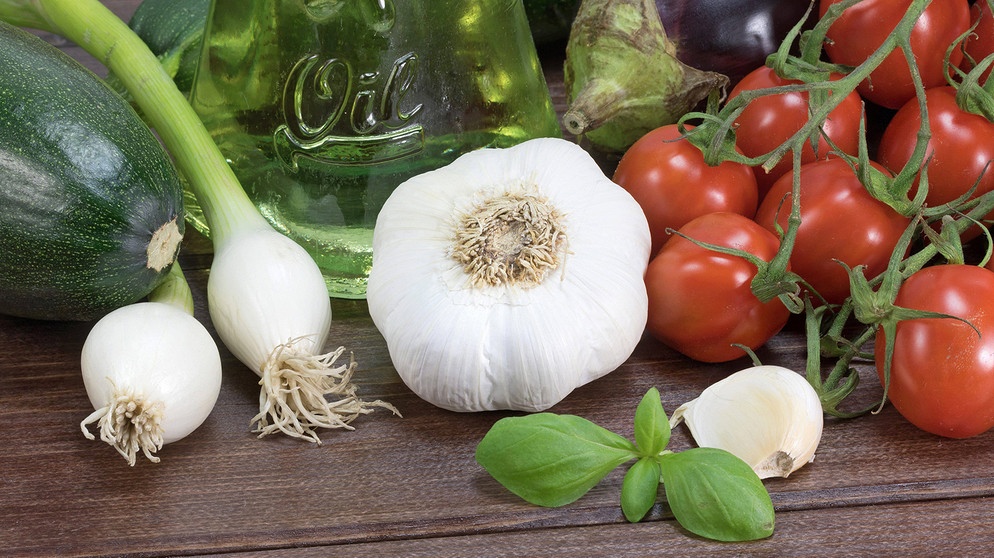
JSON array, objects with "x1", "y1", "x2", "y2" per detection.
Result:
[{"x1": 252, "y1": 340, "x2": 401, "y2": 444}]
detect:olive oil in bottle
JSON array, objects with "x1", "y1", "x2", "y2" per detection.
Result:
[{"x1": 188, "y1": 0, "x2": 562, "y2": 298}]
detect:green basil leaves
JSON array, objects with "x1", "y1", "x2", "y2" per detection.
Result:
[{"x1": 475, "y1": 388, "x2": 775, "y2": 542}]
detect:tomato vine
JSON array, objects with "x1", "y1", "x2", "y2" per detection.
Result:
[{"x1": 663, "y1": 0, "x2": 994, "y2": 423}]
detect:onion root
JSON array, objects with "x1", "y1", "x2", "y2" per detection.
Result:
[
  {"x1": 80, "y1": 379, "x2": 165, "y2": 466},
  {"x1": 252, "y1": 339, "x2": 401, "y2": 444}
]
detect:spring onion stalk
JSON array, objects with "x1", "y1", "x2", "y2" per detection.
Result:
[
  {"x1": 0, "y1": 0, "x2": 399, "y2": 442},
  {"x1": 81, "y1": 263, "x2": 222, "y2": 465}
]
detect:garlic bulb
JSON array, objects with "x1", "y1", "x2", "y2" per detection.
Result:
[
  {"x1": 367, "y1": 137, "x2": 651, "y2": 412},
  {"x1": 669, "y1": 365, "x2": 824, "y2": 479}
]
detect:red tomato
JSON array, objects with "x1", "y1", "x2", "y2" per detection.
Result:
[
  {"x1": 754, "y1": 159, "x2": 910, "y2": 305},
  {"x1": 819, "y1": 0, "x2": 970, "y2": 109},
  {"x1": 727, "y1": 66, "x2": 863, "y2": 196},
  {"x1": 961, "y1": 1, "x2": 994, "y2": 82},
  {"x1": 874, "y1": 264, "x2": 994, "y2": 438},
  {"x1": 613, "y1": 124, "x2": 759, "y2": 258},
  {"x1": 645, "y1": 212, "x2": 790, "y2": 363},
  {"x1": 877, "y1": 86, "x2": 994, "y2": 240}
]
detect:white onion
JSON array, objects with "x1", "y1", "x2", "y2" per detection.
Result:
[
  {"x1": 80, "y1": 301, "x2": 221, "y2": 465},
  {"x1": 208, "y1": 227, "x2": 399, "y2": 442}
]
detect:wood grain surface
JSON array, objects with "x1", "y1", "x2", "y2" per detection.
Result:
[{"x1": 1, "y1": 1, "x2": 992, "y2": 556}]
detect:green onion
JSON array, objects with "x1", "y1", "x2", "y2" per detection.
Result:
[{"x1": 0, "y1": 0, "x2": 398, "y2": 443}]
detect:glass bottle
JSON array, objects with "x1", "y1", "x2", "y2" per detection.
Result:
[{"x1": 187, "y1": 0, "x2": 562, "y2": 298}]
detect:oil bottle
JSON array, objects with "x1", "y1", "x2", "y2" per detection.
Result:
[{"x1": 187, "y1": 0, "x2": 562, "y2": 298}]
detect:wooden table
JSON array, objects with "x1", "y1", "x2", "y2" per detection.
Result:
[{"x1": 2, "y1": 2, "x2": 992, "y2": 555}]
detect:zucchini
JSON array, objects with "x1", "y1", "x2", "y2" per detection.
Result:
[
  {"x1": 0, "y1": 21, "x2": 185, "y2": 321},
  {"x1": 127, "y1": 0, "x2": 211, "y2": 97}
]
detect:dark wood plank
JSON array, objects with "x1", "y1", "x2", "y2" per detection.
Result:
[
  {"x1": 188, "y1": 497, "x2": 994, "y2": 557},
  {"x1": 3, "y1": 289, "x2": 994, "y2": 556},
  {"x1": 2, "y1": 1, "x2": 994, "y2": 556}
]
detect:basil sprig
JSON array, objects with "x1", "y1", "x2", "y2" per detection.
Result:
[{"x1": 475, "y1": 388, "x2": 774, "y2": 542}]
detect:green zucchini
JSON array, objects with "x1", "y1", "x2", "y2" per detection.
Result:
[
  {"x1": 127, "y1": 0, "x2": 211, "y2": 97},
  {"x1": 0, "y1": 21, "x2": 185, "y2": 321}
]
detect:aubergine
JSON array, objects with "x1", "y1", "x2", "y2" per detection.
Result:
[
  {"x1": 656, "y1": 0, "x2": 812, "y2": 87},
  {"x1": 0, "y1": 21, "x2": 185, "y2": 321}
]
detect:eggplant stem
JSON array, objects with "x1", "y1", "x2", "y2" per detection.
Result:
[{"x1": 563, "y1": 78, "x2": 623, "y2": 136}]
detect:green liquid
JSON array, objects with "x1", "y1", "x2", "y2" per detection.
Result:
[
  {"x1": 183, "y1": 130, "x2": 542, "y2": 297},
  {"x1": 188, "y1": 0, "x2": 561, "y2": 298}
]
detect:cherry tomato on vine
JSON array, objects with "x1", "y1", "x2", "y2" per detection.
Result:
[
  {"x1": 727, "y1": 65, "x2": 862, "y2": 196},
  {"x1": 819, "y1": 0, "x2": 970, "y2": 109},
  {"x1": 961, "y1": 0, "x2": 994, "y2": 82},
  {"x1": 877, "y1": 86, "x2": 994, "y2": 240},
  {"x1": 754, "y1": 159, "x2": 910, "y2": 305},
  {"x1": 874, "y1": 264, "x2": 994, "y2": 439},
  {"x1": 613, "y1": 124, "x2": 759, "y2": 258},
  {"x1": 645, "y1": 212, "x2": 790, "y2": 363}
]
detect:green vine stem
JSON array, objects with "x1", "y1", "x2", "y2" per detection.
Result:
[
  {"x1": 951, "y1": 0, "x2": 994, "y2": 119},
  {"x1": 669, "y1": 0, "x2": 994, "y2": 415},
  {"x1": 669, "y1": 0, "x2": 936, "y2": 315}
]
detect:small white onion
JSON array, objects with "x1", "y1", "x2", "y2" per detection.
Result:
[
  {"x1": 208, "y1": 227, "x2": 332, "y2": 373},
  {"x1": 80, "y1": 301, "x2": 222, "y2": 465},
  {"x1": 669, "y1": 365, "x2": 824, "y2": 479},
  {"x1": 207, "y1": 227, "x2": 398, "y2": 442},
  {"x1": 367, "y1": 137, "x2": 651, "y2": 412}
]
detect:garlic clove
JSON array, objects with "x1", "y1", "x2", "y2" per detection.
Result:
[{"x1": 669, "y1": 365, "x2": 824, "y2": 479}]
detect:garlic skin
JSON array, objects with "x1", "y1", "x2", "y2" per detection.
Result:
[
  {"x1": 367, "y1": 138, "x2": 651, "y2": 412},
  {"x1": 669, "y1": 365, "x2": 824, "y2": 479}
]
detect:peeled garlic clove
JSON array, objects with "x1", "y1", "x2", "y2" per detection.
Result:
[{"x1": 669, "y1": 365, "x2": 824, "y2": 479}]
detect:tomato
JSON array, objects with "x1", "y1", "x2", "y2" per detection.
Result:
[
  {"x1": 877, "y1": 86, "x2": 994, "y2": 240},
  {"x1": 613, "y1": 124, "x2": 759, "y2": 258},
  {"x1": 874, "y1": 264, "x2": 994, "y2": 438},
  {"x1": 727, "y1": 66, "x2": 862, "y2": 196},
  {"x1": 645, "y1": 212, "x2": 790, "y2": 363},
  {"x1": 961, "y1": 0, "x2": 994, "y2": 82},
  {"x1": 819, "y1": 0, "x2": 970, "y2": 109},
  {"x1": 754, "y1": 159, "x2": 910, "y2": 305}
]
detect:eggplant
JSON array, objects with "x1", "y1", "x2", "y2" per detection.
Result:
[{"x1": 657, "y1": 0, "x2": 812, "y2": 87}]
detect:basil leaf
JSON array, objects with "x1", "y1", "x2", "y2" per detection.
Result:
[
  {"x1": 621, "y1": 457, "x2": 661, "y2": 523},
  {"x1": 476, "y1": 413, "x2": 637, "y2": 507},
  {"x1": 633, "y1": 387, "x2": 669, "y2": 457},
  {"x1": 658, "y1": 447, "x2": 775, "y2": 542}
]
